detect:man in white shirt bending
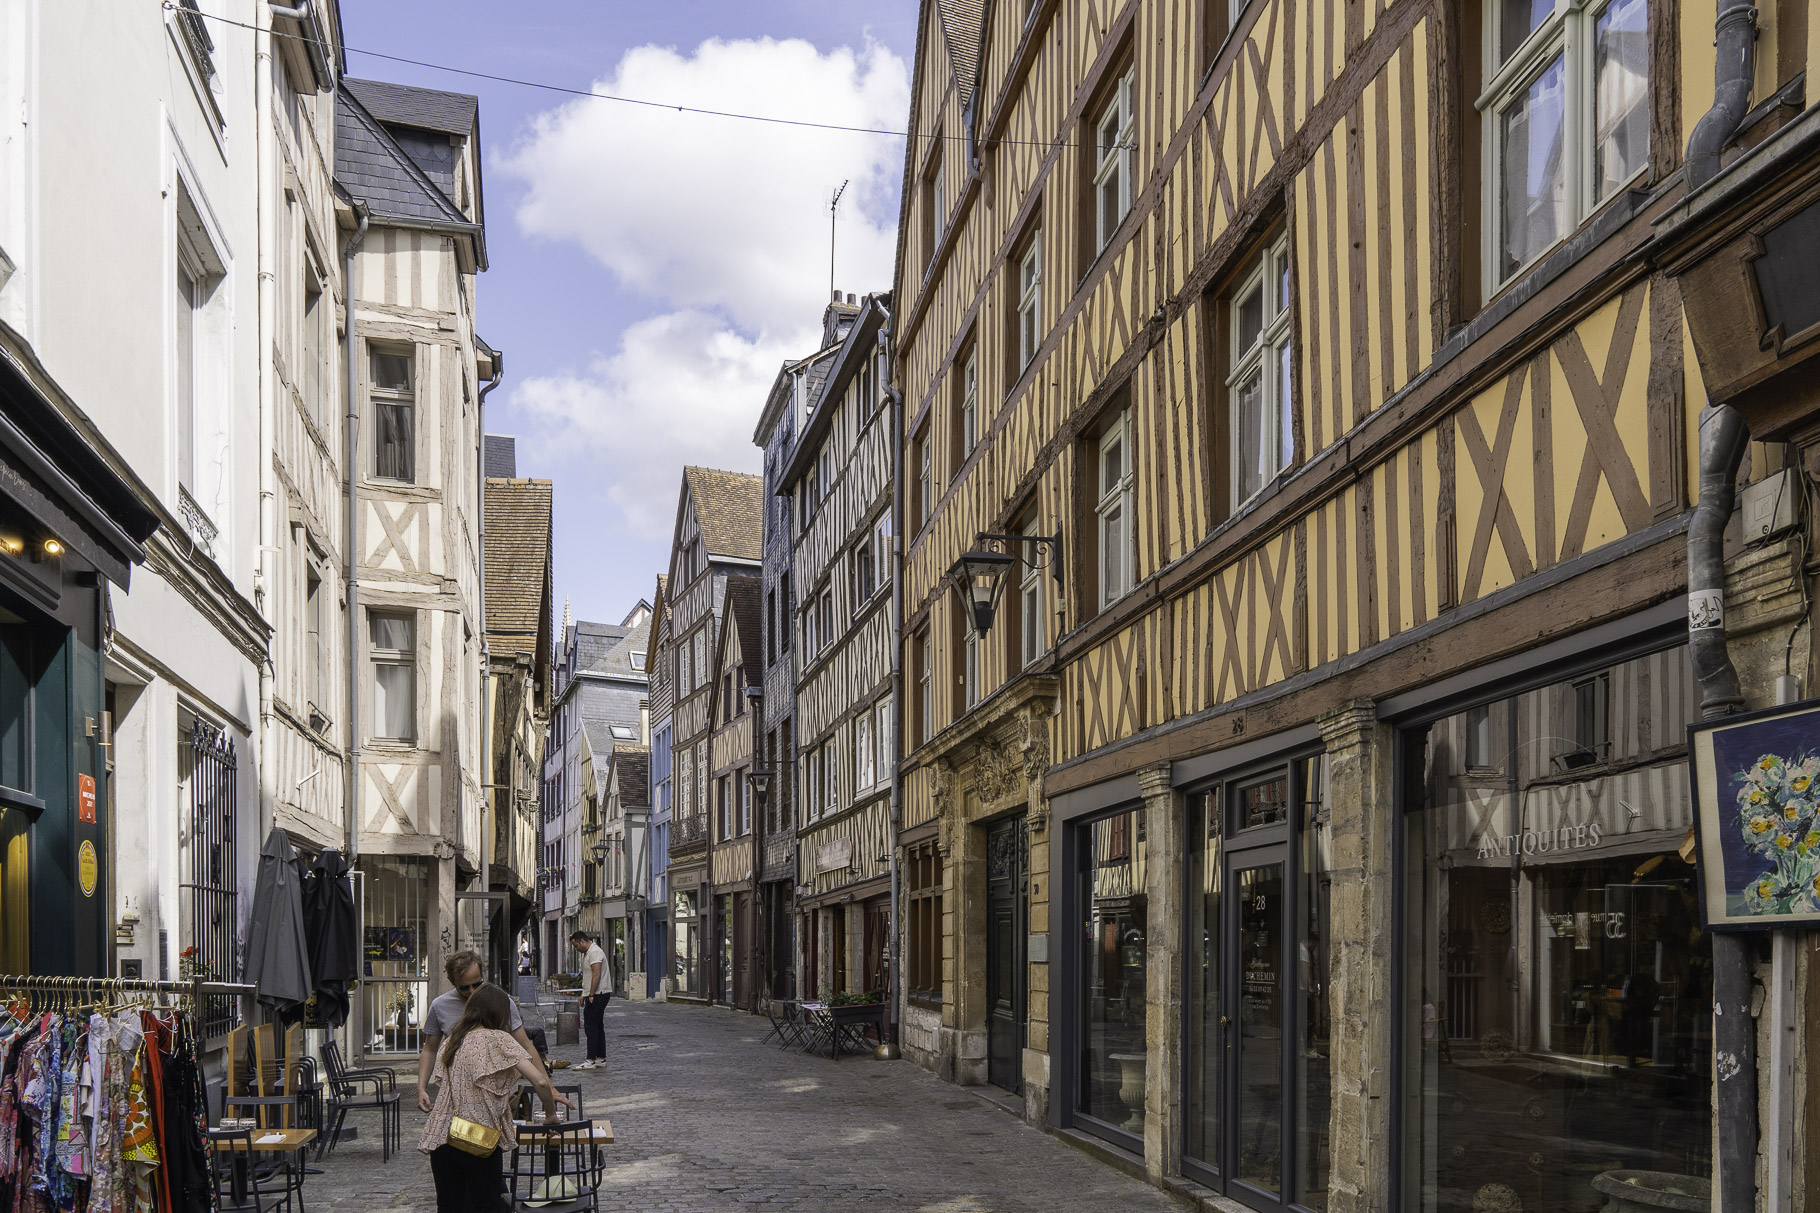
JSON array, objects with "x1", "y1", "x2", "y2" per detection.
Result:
[{"x1": 571, "y1": 930, "x2": 609, "y2": 1069}]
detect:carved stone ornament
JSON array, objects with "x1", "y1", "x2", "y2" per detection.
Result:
[{"x1": 968, "y1": 736, "x2": 1022, "y2": 804}]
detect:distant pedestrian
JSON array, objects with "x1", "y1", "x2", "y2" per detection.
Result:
[
  {"x1": 572, "y1": 930, "x2": 608, "y2": 1069},
  {"x1": 418, "y1": 950, "x2": 544, "y2": 1112},
  {"x1": 419, "y1": 983, "x2": 572, "y2": 1213}
]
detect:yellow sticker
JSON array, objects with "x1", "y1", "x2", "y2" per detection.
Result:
[{"x1": 78, "y1": 839, "x2": 98, "y2": 897}]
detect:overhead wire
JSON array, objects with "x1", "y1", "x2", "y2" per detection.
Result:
[{"x1": 169, "y1": 2, "x2": 1079, "y2": 153}]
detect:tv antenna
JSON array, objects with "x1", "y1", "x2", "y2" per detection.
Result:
[{"x1": 829, "y1": 179, "x2": 849, "y2": 304}]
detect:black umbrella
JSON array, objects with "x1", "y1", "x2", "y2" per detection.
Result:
[
  {"x1": 303, "y1": 849, "x2": 359, "y2": 1027},
  {"x1": 243, "y1": 829, "x2": 313, "y2": 1021}
]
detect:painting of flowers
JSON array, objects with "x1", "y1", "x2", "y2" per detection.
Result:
[{"x1": 1690, "y1": 701, "x2": 1820, "y2": 928}]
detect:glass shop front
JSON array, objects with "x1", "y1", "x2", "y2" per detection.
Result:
[{"x1": 1399, "y1": 646, "x2": 1711, "y2": 1213}]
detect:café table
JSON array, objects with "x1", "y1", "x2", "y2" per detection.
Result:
[{"x1": 210, "y1": 1126, "x2": 318, "y2": 1210}]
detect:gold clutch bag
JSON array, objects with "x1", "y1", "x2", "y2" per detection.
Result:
[{"x1": 446, "y1": 1115, "x2": 501, "y2": 1157}]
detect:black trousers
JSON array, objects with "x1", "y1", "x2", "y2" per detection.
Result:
[
  {"x1": 429, "y1": 1144, "x2": 506, "y2": 1213},
  {"x1": 582, "y1": 993, "x2": 607, "y2": 1060}
]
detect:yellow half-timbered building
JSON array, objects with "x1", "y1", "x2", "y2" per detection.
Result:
[{"x1": 891, "y1": 0, "x2": 1817, "y2": 1208}]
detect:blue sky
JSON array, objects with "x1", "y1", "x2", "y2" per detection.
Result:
[{"x1": 342, "y1": 2, "x2": 919, "y2": 626}]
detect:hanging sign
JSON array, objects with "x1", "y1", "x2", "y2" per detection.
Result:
[
  {"x1": 78, "y1": 840, "x2": 98, "y2": 897},
  {"x1": 77, "y1": 773, "x2": 96, "y2": 824}
]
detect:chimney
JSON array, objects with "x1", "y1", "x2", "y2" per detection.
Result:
[{"x1": 831, "y1": 288, "x2": 841, "y2": 303}]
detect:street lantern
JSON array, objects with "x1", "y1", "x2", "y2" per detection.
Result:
[
  {"x1": 746, "y1": 767, "x2": 774, "y2": 809},
  {"x1": 950, "y1": 547, "x2": 1016, "y2": 636},
  {"x1": 589, "y1": 842, "x2": 607, "y2": 863}
]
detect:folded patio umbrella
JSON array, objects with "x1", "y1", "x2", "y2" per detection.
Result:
[
  {"x1": 303, "y1": 848, "x2": 359, "y2": 1026},
  {"x1": 243, "y1": 828, "x2": 314, "y2": 1021}
]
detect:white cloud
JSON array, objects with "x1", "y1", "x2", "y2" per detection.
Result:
[
  {"x1": 499, "y1": 35, "x2": 907, "y2": 545},
  {"x1": 511, "y1": 310, "x2": 785, "y2": 540},
  {"x1": 503, "y1": 36, "x2": 908, "y2": 334}
]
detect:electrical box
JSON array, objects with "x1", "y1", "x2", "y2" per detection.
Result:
[{"x1": 1742, "y1": 468, "x2": 1801, "y2": 542}]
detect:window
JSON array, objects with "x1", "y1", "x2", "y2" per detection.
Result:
[
  {"x1": 906, "y1": 842, "x2": 942, "y2": 1005},
  {"x1": 963, "y1": 630, "x2": 981, "y2": 711},
  {"x1": 679, "y1": 751, "x2": 693, "y2": 825},
  {"x1": 693, "y1": 632, "x2": 706, "y2": 691},
  {"x1": 696, "y1": 742, "x2": 708, "y2": 816},
  {"x1": 1483, "y1": 0, "x2": 1648, "y2": 288},
  {"x1": 913, "y1": 424, "x2": 933, "y2": 531},
  {"x1": 854, "y1": 536, "x2": 876, "y2": 606},
  {"x1": 818, "y1": 589, "x2": 834, "y2": 654},
  {"x1": 369, "y1": 612, "x2": 416, "y2": 742},
  {"x1": 371, "y1": 348, "x2": 415, "y2": 482},
  {"x1": 924, "y1": 145, "x2": 947, "y2": 266},
  {"x1": 914, "y1": 629, "x2": 931, "y2": 746},
  {"x1": 766, "y1": 589, "x2": 777, "y2": 666},
  {"x1": 1566, "y1": 670, "x2": 1611, "y2": 763},
  {"x1": 1203, "y1": 0, "x2": 1233, "y2": 68},
  {"x1": 875, "y1": 699, "x2": 891, "y2": 788},
  {"x1": 1017, "y1": 231, "x2": 1043, "y2": 371},
  {"x1": 1093, "y1": 69, "x2": 1136, "y2": 253},
  {"x1": 1228, "y1": 237, "x2": 1294, "y2": 509},
  {"x1": 181, "y1": 718, "x2": 239, "y2": 1036},
  {"x1": 305, "y1": 555, "x2": 326, "y2": 715},
  {"x1": 677, "y1": 644, "x2": 691, "y2": 696},
  {"x1": 609, "y1": 725, "x2": 636, "y2": 741},
  {"x1": 629, "y1": 650, "x2": 646, "y2": 671},
  {"x1": 855, "y1": 712, "x2": 875, "y2": 790},
  {"x1": 874, "y1": 514, "x2": 892, "y2": 589},
  {"x1": 1019, "y1": 521, "x2": 1046, "y2": 670},
  {"x1": 802, "y1": 600, "x2": 818, "y2": 659},
  {"x1": 302, "y1": 266, "x2": 325, "y2": 427},
  {"x1": 1464, "y1": 702, "x2": 1494, "y2": 769},
  {"x1": 717, "y1": 775, "x2": 730, "y2": 841},
  {"x1": 1096, "y1": 410, "x2": 1135, "y2": 609},
  {"x1": 736, "y1": 773, "x2": 749, "y2": 835},
  {"x1": 957, "y1": 345, "x2": 979, "y2": 460}
]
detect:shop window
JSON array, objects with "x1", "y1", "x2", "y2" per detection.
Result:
[
  {"x1": 906, "y1": 842, "x2": 942, "y2": 1005},
  {"x1": 1074, "y1": 805, "x2": 1148, "y2": 1138},
  {"x1": 1481, "y1": 0, "x2": 1649, "y2": 290},
  {"x1": 370, "y1": 348, "x2": 416, "y2": 482},
  {"x1": 1399, "y1": 648, "x2": 1710, "y2": 1212},
  {"x1": 369, "y1": 612, "x2": 416, "y2": 743}
]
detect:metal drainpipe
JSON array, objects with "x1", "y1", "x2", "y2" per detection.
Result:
[
  {"x1": 1686, "y1": 0, "x2": 1759, "y2": 192},
  {"x1": 477, "y1": 355, "x2": 503, "y2": 971},
  {"x1": 881, "y1": 303, "x2": 904, "y2": 1050},
  {"x1": 1687, "y1": 401, "x2": 1756, "y2": 1213},
  {"x1": 342, "y1": 199, "x2": 369, "y2": 866},
  {"x1": 254, "y1": 0, "x2": 279, "y2": 848}
]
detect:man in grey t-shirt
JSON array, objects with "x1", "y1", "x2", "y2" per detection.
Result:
[{"x1": 415, "y1": 949, "x2": 540, "y2": 1112}]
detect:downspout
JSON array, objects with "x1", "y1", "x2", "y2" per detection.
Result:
[
  {"x1": 1685, "y1": 0, "x2": 1759, "y2": 192},
  {"x1": 1688, "y1": 407, "x2": 1755, "y2": 1212},
  {"x1": 477, "y1": 354, "x2": 504, "y2": 972},
  {"x1": 881, "y1": 302, "x2": 904, "y2": 1053},
  {"x1": 343, "y1": 198, "x2": 369, "y2": 867},
  {"x1": 254, "y1": 0, "x2": 279, "y2": 846}
]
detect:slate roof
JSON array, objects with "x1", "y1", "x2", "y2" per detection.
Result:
[
  {"x1": 936, "y1": 0, "x2": 988, "y2": 107},
  {"x1": 343, "y1": 77, "x2": 477, "y2": 136},
  {"x1": 483, "y1": 478, "x2": 552, "y2": 661},
  {"x1": 683, "y1": 467, "x2": 763, "y2": 562},
  {"x1": 725, "y1": 575, "x2": 762, "y2": 672},
  {"x1": 484, "y1": 434, "x2": 516, "y2": 479},
  {"x1": 337, "y1": 85, "x2": 473, "y2": 229},
  {"x1": 574, "y1": 618, "x2": 649, "y2": 679}
]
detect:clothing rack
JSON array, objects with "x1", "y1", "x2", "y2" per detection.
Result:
[{"x1": 0, "y1": 974, "x2": 257, "y2": 1004}]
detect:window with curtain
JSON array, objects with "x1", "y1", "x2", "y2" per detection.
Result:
[
  {"x1": 371, "y1": 348, "x2": 415, "y2": 482},
  {"x1": 370, "y1": 612, "x2": 416, "y2": 742}
]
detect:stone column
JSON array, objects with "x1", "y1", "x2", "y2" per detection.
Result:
[
  {"x1": 1138, "y1": 762, "x2": 1183, "y2": 1184},
  {"x1": 951, "y1": 794, "x2": 989, "y2": 1085},
  {"x1": 1317, "y1": 700, "x2": 1394, "y2": 1213}
]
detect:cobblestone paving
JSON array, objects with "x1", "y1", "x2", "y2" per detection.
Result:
[{"x1": 307, "y1": 997, "x2": 1183, "y2": 1212}]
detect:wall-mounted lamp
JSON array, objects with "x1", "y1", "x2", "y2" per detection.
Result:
[
  {"x1": 946, "y1": 531, "x2": 1063, "y2": 639},
  {"x1": 746, "y1": 767, "x2": 774, "y2": 810}
]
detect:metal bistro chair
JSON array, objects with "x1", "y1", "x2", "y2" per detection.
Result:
[
  {"x1": 506, "y1": 1120, "x2": 604, "y2": 1213},
  {"x1": 208, "y1": 1128, "x2": 295, "y2": 1213},
  {"x1": 760, "y1": 1002, "x2": 803, "y2": 1050},
  {"x1": 319, "y1": 1040, "x2": 401, "y2": 1162},
  {"x1": 792, "y1": 1003, "x2": 834, "y2": 1056}
]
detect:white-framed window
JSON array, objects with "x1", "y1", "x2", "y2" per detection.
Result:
[
  {"x1": 630, "y1": 650, "x2": 647, "y2": 671},
  {"x1": 918, "y1": 428, "x2": 933, "y2": 525},
  {"x1": 959, "y1": 347, "x2": 978, "y2": 456},
  {"x1": 370, "y1": 611, "x2": 416, "y2": 742},
  {"x1": 1094, "y1": 69, "x2": 1136, "y2": 252},
  {"x1": 874, "y1": 513, "x2": 892, "y2": 589},
  {"x1": 1097, "y1": 410, "x2": 1135, "y2": 609},
  {"x1": 964, "y1": 629, "x2": 981, "y2": 710},
  {"x1": 609, "y1": 725, "x2": 636, "y2": 741},
  {"x1": 1481, "y1": 0, "x2": 1648, "y2": 289},
  {"x1": 371, "y1": 347, "x2": 416, "y2": 482},
  {"x1": 917, "y1": 632, "x2": 933, "y2": 745},
  {"x1": 305, "y1": 551, "x2": 327, "y2": 717},
  {"x1": 855, "y1": 712, "x2": 875, "y2": 790},
  {"x1": 679, "y1": 752, "x2": 693, "y2": 824},
  {"x1": 696, "y1": 742, "x2": 708, "y2": 816},
  {"x1": 173, "y1": 180, "x2": 226, "y2": 505},
  {"x1": 301, "y1": 264, "x2": 325, "y2": 427},
  {"x1": 1229, "y1": 236, "x2": 1294, "y2": 510},
  {"x1": 1020, "y1": 522, "x2": 1046, "y2": 668},
  {"x1": 854, "y1": 535, "x2": 876, "y2": 606},
  {"x1": 927, "y1": 149, "x2": 948, "y2": 264},
  {"x1": 693, "y1": 632, "x2": 706, "y2": 690},
  {"x1": 1017, "y1": 235, "x2": 1043, "y2": 370},
  {"x1": 875, "y1": 698, "x2": 892, "y2": 786}
]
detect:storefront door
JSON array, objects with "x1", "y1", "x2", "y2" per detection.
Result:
[
  {"x1": 1186, "y1": 759, "x2": 1331, "y2": 1212},
  {"x1": 986, "y1": 816, "x2": 1027, "y2": 1093}
]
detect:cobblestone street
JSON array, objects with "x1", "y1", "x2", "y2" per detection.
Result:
[{"x1": 309, "y1": 998, "x2": 1182, "y2": 1212}]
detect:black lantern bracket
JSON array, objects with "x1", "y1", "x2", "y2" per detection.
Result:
[{"x1": 975, "y1": 530, "x2": 1064, "y2": 585}]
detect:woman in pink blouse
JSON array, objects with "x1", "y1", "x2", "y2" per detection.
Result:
[{"x1": 419, "y1": 984, "x2": 573, "y2": 1212}]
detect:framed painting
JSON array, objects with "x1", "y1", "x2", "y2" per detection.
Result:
[{"x1": 1689, "y1": 698, "x2": 1820, "y2": 929}]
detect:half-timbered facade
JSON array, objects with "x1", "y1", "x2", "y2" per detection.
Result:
[
  {"x1": 779, "y1": 295, "x2": 897, "y2": 1005},
  {"x1": 336, "y1": 77, "x2": 493, "y2": 1055},
  {"x1": 645, "y1": 573, "x2": 673, "y2": 998},
  {"x1": 661, "y1": 467, "x2": 763, "y2": 1001},
  {"x1": 891, "y1": 0, "x2": 1788, "y2": 1207},
  {"x1": 706, "y1": 576, "x2": 761, "y2": 1008}
]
